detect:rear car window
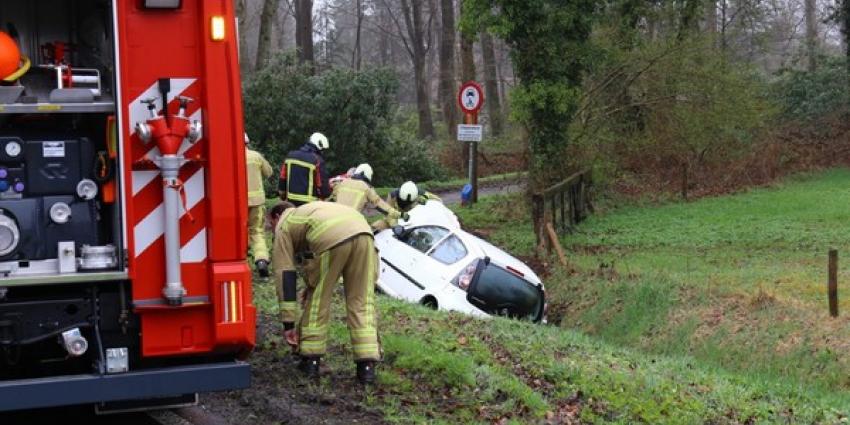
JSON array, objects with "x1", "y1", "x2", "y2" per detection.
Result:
[
  {"x1": 429, "y1": 235, "x2": 468, "y2": 264},
  {"x1": 468, "y1": 263, "x2": 544, "y2": 321}
]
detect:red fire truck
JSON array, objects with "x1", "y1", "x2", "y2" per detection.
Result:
[{"x1": 0, "y1": 0, "x2": 255, "y2": 412}]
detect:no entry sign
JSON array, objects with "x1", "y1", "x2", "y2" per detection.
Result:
[{"x1": 458, "y1": 81, "x2": 484, "y2": 114}]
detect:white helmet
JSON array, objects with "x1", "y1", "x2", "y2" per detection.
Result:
[
  {"x1": 308, "y1": 132, "x2": 329, "y2": 151},
  {"x1": 398, "y1": 181, "x2": 419, "y2": 204},
  {"x1": 244, "y1": 132, "x2": 250, "y2": 145},
  {"x1": 355, "y1": 163, "x2": 373, "y2": 182}
]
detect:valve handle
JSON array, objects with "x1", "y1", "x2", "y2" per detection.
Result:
[
  {"x1": 177, "y1": 96, "x2": 194, "y2": 108},
  {"x1": 176, "y1": 96, "x2": 195, "y2": 118}
]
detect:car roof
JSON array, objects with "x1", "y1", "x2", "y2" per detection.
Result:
[{"x1": 403, "y1": 201, "x2": 461, "y2": 229}]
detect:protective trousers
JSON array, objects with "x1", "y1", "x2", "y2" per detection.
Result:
[
  {"x1": 298, "y1": 234, "x2": 380, "y2": 361},
  {"x1": 247, "y1": 205, "x2": 269, "y2": 262}
]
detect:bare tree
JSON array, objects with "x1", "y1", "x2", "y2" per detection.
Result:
[
  {"x1": 805, "y1": 0, "x2": 817, "y2": 70},
  {"x1": 439, "y1": 0, "x2": 458, "y2": 138},
  {"x1": 382, "y1": 0, "x2": 437, "y2": 138},
  {"x1": 480, "y1": 31, "x2": 503, "y2": 136},
  {"x1": 256, "y1": 0, "x2": 282, "y2": 69},
  {"x1": 295, "y1": 0, "x2": 316, "y2": 66}
]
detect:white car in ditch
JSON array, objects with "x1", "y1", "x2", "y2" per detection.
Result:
[{"x1": 374, "y1": 201, "x2": 546, "y2": 322}]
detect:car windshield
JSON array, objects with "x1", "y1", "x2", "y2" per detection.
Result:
[
  {"x1": 402, "y1": 226, "x2": 449, "y2": 253},
  {"x1": 429, "y1": 235, "x2": 468, "y2": 264},
  {"x1": 468, "y1": 263, "x2": 543, "y2": 321}
]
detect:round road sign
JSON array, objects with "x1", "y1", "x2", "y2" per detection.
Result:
[{"x1": 458, "y1": 81, "x2": 484, "y2": 114}]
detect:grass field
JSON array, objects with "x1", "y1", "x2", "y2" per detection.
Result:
[
  {"x1": 455, "y1": 168, "x2": 850, "y2": 396},
  {"x1": 232, "y1": 169, "x2": 850, "y2": 423}
]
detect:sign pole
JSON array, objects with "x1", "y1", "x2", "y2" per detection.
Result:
[
  {"x1": 458, "y1": 81, "x2": 485, "y2": 204},
  {"x1": 466, "y1": 113, "x2": 479, "y2": 203}
]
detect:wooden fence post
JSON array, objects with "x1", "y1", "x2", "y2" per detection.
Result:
[
  {"x1": 829, "y1": 249, "x2": 839, "y2": 318},
  {"x1": 532, "y1": 194, "x2": 544, "y2": 258}
]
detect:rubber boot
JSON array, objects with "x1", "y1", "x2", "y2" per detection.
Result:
[
  {"x1": 356, "y1": 361, "x2": 377, "y2": 385},
  {"x1": 298, "y1": 356, "x2": 321, "y2": 378},
  {"x1": 255, "y1": 259, "x2": 270, "y2": 278}
]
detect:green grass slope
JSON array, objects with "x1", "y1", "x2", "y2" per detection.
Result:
[
  {"x1": 454, "y1": 168, "x2": 850, "y2": 398},
  {"x1": 242, "y1": 285, "x2": 848, "y2": 424}
]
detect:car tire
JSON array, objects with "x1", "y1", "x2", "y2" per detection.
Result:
[{"x1": 421, "y1": 296, "x2": 438, "y2": 310}]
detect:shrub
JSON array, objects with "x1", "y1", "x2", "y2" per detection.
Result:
[
  {"x1": 243, "y1": 53, "x2": 445, "y2": 190},
  {"x1": 771, "y1": 57, "x2": 850, "y2": 122}
]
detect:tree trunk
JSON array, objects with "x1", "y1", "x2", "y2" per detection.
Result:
[
  {"x1": 480, "y1": 31, "x2": 503, "y2": 136},
  {"x1": 256, "y1": 0, "x2": 281, "y2": 70},
  {"x1": 378, "y1": 6, "x2": 391, "y2": 67},
  {"x1": 805, "y1": 0, "x2": 817, "y2": 71},
  {"x1": 460, "y1": 32, "x2": 476, "y2": 82},
  {"x1": 295, "y1": 0, "x2": 315, "y2": 67},
  {"x1": 458, "y1": 1, "x2": 475, "y2": 170},
  {"x1": 439, "y1": 0, "x2": 458, "y2": 139},
  {"x1": 704, "y1": 0, "x2": 716, "y2": 33},
  {"x1": 236, "y1": 0, "x2": 250, "y2": 74},
  {"x1": 400, "y1": 0, "x2": 436, "y2": 139},
  {"x1": 352, "y1": 0, "x2": 364, "y2": 70},
  {"x1": 842, "y1": 0, "x2": 850, "y2": 76}
]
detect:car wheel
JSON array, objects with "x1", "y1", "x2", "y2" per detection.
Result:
[{"x1": 421, "y1": 296, "x2": 438, "y2": 310}]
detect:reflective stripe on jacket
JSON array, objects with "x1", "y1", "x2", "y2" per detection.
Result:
[
  {"x1": 278, "y1": 144, "x2": 329, "y2": 203},
  {"x1": 272, "y1": 201, "x2": 373, "y2": 273},
  {"x1": 246, "y1": 149, "x2": 273, "y2": 206}
]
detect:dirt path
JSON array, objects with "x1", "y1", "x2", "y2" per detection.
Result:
[{"x1": 432, "y1": 181, "x2": 526, "y2": 205}]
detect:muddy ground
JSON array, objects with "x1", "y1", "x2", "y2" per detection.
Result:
[{"x1": 201, "y1": 315, "x2": 386, "y2": 425}]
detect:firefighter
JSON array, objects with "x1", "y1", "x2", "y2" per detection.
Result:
[
  {"x1": 372, "y1": 181, "x2": 442, "y2": 232},
  {"x1": 245, "y1": 133, "x2": 274, "y2": 277},
  {"x1": 278, "y1": 132, "x2": 330, "y2": 206},
  {"x1": 269, "y1": 201, "x2": 380, "y2": 384},
  {"x1": 329, "y1": 163, "x2": 408, "y2": 222}
]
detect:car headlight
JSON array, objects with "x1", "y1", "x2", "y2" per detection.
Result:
[{"x1": 451, "y1": 260, "x2": 479, "y2": 291}]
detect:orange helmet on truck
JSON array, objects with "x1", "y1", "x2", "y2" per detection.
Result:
[
  {"x1": 0, "y1": 31, "x2": 29, "y2": 82},
  {"x1": 0, "y1": 32, "x2": 21, "y2": 79}
]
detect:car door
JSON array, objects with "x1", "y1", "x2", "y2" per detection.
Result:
[
  {"x1": 378, "y1": 225, "x2": 450, "y2": 301},
  {"x1": 390, "y1": 225, "x2": 451, "y2": 294}
]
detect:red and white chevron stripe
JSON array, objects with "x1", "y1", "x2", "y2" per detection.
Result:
[{"x1": 129, "y1": 78, "x2": 207, "y2": 264}]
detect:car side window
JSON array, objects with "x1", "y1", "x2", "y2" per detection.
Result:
[
  {"x1": 429, "y1": 235, "x2": 468, "y2": 265},
  {"x1": 402, "y1": 226, "x2": 449, "y2": 254}
]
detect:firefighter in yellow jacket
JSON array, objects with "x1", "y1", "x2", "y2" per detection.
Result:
[
  {"x1": 269, "y1": 201, "x2": 380, "y2": 384},
  {"x1": 372, "y1": 181, "x2": 442, "y2": 232},
  {"x1": 245, "y1": 133, "x2": 274, "y2": 277},
  {"x1": 330, "y1": 163, "x2": 407, "y2": 222}
]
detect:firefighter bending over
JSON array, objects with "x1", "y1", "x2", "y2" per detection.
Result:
[
  {"x1": 245, "y1": 133, "x2": 274, "y2": 277},
  {"x1": 330, "y1": 163, "x2": 408, "y2": 222},
  {"x1": 269, "y1": 201, "x2": 380, "y2": 384},
  {"x1": 372, "y1": 181, "x2": 442, "y2": 232},
  {"x1": 278, "y1": 132, "x2": 330, "y2": 206}
]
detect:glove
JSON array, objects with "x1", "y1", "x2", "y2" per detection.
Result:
[{"x1": 283, "y1": 326, "x2": 299, "y2": 350}]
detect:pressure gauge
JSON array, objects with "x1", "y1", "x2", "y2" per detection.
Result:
[
  {"x1": 49, "y1": 202, "x2": 72, "y2": 224},
  {"x1": 4, "y1": 141, "x2": 21, "y2": 158}
]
